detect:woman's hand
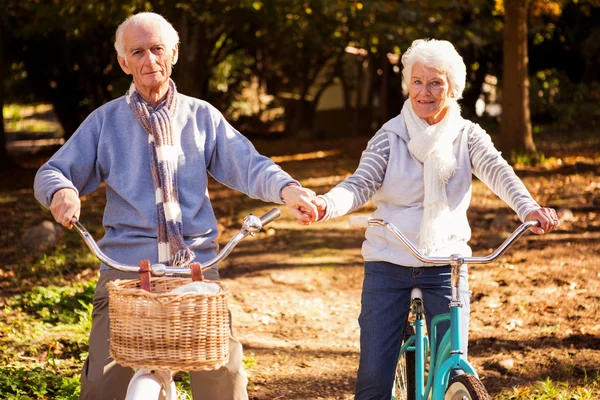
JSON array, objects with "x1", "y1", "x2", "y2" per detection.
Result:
[
  {"x1": 49, "y1": 188, "x2": 81, "y2": 228},
  {"x1": 525, "y1": 207, "x2": 559, "y2": 234},
  {"x1": 312, "y1": 195, "x2": 327, "y2": 222}
]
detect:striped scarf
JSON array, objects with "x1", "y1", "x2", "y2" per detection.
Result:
[{"x1": 126, "y1": 80, "x2": 195, "y2": 267}]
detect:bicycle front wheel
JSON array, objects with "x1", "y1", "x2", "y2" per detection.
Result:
[
  {"x1": 393, "y1": 325, "x2": 415, "y2": 400},
  {"x1": 444, "y1": 374, "x2": 490, "y2": 400}
]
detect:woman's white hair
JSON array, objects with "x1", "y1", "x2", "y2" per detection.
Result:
[
  {"x1": 401, "y1": 39, "x2": 467, "y2": 99},
  {"x1": 114, "y1": 12, "x2": 180, "y2": 62}
]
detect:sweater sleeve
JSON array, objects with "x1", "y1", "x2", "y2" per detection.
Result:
[
  {"x1": 319, "y1": 130, "x2": 390, "y2": 220},
  {"x1": 34, "y1": 113, "x2": 103, "y2": 208},
  {"x1": 468, "y1": 123, "x2": 540, "y2": 221},
  {"x1": 205, "y1": 107, "x2": 297, "y2": 204}
]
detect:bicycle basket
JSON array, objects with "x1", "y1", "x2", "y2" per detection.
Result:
[{"x1": 106, "y1": 277, "x2": 230, "y2": 371}]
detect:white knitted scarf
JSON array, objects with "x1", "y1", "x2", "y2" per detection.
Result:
[
  {"x1": 401, "y1": 99, "x2": 463, "y2": 255},
  {"x1": 126, "y1": 80, "x2": 195, "y2": 267}
]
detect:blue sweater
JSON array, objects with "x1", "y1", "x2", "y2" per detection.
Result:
[{"x1": 34, "y1": 93, "x2": 296, "y2": 270}]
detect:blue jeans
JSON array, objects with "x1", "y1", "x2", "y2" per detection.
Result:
[{"x1": 355, "y1": 261, "x2": 471, "y2": 400}]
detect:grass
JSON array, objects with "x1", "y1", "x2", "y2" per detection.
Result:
[
  {"x1": 495, "y1": 376, "x2": 600, "y2": 399},
  {"x1": 0, "y1": 283, "x2": 92, "y2": 398},
  {"x1": 0, "y1": 365, "x2": 81, "y2": 400}
]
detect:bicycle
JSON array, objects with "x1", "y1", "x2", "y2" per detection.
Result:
[
  {"x1": 72, "y1": 208, "x2": 281, "y2": 400},
  {"x1": 349, "y1": 216, "x2": 540, "y2": 400}
]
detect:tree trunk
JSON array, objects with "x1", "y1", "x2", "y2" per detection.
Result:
[
  {"x1": 353, "y1": 57, "x2": 365, "y2": 137},
  {"x1": 461, "y1": 49, "x2": 489, "y2": 119},
  {"x1": 339, "y1": 68, "x2": 356, "y2": 136},
  {"x1": 380, "y1": 53, "x2": 389, "y2": 126},
  {"x1": 0, "y1": 12, "x2": 16, "y2": 170},
  {"x1": 173, "y1": 15, "x2": 207, "y2": 99},
  {"x1": 500, "y1": 0, "x2": 536, "y2": 157},
  {"x1": 364, "y1": 54, "x2": 376, "y2": 136}
]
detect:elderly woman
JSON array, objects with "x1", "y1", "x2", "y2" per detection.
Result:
[
  {"x1": 34, "y1": 12, "x2": 317, "y2": 400},
  {"x1": 311, "y1": 39, "x2": 559, "y2": 399}
]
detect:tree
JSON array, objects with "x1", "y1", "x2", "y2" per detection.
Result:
[
  {"x1": 0, "y1": 0, "x2": 16, "y2": 170},
  {"x1": 156, "y1": 0, "x2": 259, "y2": 104},
  {"x1": 500, "y1": 0, "x2": 537, "y2": 155},
  {"x1": 5, "y1": 0, "x2": 261, "y2": 138},
  {"x1": 6, "y1": 1, "x2": 143, "y2": 139},
  {"x1": 249, "y1": 0, "x2": 347, "y2": 137}
]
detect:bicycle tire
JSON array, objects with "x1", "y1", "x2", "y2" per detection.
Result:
[
  {"x1": 393, "y1": 325, "x2": 416, "y2": 400},
  {"x1": 444, "y1": 374, "x2": 490, "y2": 400}
]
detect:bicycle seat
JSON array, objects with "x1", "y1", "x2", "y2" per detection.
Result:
[{"x1": 411, "y1": 288, "x2": 423, "y2": 300}]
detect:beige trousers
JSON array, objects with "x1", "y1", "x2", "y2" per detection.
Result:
[{"x1": 80, "y1": 269, "x2": 248, "y2": 400}]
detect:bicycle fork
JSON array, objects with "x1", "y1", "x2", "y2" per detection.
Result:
[
  {"x1": 125, "y1": 369, "x2": 177, "y2": 400},
  {"x1": 412, "y1": 297, "x2": 427, "y2": 400}
]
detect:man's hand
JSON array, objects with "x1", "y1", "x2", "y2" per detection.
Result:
[
  {"x1": 49, "y1": 188, "x2": 81, "y2": 229},
  {"x1": 281, "y1": 184, "x2": 318, "y2": 225},
  {"x1": 525, "y1": 207, "x2": 559, "y2": 234}
]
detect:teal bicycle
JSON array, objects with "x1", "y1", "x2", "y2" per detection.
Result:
[{"x1": 349, "y1": 216, "x2": 539, "y2": 400}]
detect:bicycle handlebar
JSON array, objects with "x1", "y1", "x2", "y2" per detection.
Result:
[
  {"x1": 72, "y1": 208, "x2": 281, "y2": 277},
  {"x1": 259, "y1": 208, "x2": 281, "y2": 226},
  {"x1": 348, "y1": 216, "x2": 539, "y2": 265}
]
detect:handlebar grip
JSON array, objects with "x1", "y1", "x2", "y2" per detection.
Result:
[
  {"x1": 349, "y1": 216, "x2": 371, "y2": 228},
  {"x1": 259, "y1": 208, "x2": 281, "y2": 227}
]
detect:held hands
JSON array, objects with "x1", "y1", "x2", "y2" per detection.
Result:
[
  {"x1": 281, "y1": 184, "x2": 329, "y2": 225},
  {"x1": 49, "y1": 188, "x2": 80, "y2": 229},
  {"x1": 281, "y1": 184, "x2": 318, "y2": 225},
  {"x1": 525, "y1": 207, "x2": 560, "y2": 234}
]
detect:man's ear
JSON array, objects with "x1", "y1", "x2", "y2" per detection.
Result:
[
  {"x1": 118, "y1": 56, "x2": 131, "y2": 75},
  {"x1": 171, "y1": 47, "x2": 179, "y2": 65}
]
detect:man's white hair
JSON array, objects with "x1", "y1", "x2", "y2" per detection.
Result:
[
  {"x1": 401, "y1": 39, "x2": 466, "y2": 99},
  {"x1": 114, "y1": 12, "x2": 180, "y2": 61}
]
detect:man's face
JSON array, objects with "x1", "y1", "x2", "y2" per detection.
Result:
[{"x1": 118, "y1": 22, "x2": 177, "y2": 97}]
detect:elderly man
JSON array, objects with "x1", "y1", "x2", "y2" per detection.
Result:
[{"x1": 34, "y1": 12, "x2": 317, "y2": 400}]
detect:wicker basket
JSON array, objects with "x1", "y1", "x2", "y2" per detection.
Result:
[{"x1": 106, "y1": 277, "x2": 230, "y2": 371}]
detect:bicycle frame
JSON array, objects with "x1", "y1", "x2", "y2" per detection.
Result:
[
  {"x1": 403, "y1": 300, "x2": 478, "y2": 400},
  {"x1": 350, "y1": 216, "x2": 538, "y2": 400}
]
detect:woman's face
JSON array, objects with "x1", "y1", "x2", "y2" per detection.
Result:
[{"x1": 408, "y1": 62, "x2": 451, "y2": 125}]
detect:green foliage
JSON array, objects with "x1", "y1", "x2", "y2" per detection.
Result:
[
  {"x1": 243, "y1": 353, "x2": 258, "y2": 369},
  {"x1": 0, "y1": 365, "x2": 80, "y2": 399},
  {"x1": 5, "y1": 0, "x2": 150, "y2": 136},
  {"x1": 495, "y1": 376, "x2": 600, "y2": 399},
  {"x1": 8, "y1": 281, "x2": 96, "y2": 325},
  {"x1": 7, "y1": 240, "x2": 100, "y2": 286},
  {"x1": 174, "y1": 373, "x2": 192, "y2": 399},
  {"x1": 1, "y1": 283, "x2": 93, "y2": 366},
  {"x1": 509, "y1": 151, "x2": 545, "y2": 167},
  {"x1": 5, "y1": 0, "x2": 598, "y2": 140},
  {"x1": 530, "y1": 69, "x2": 600, "y2": 130},
  {"x1": 2, "y1": 104, "x2": 64, "y2": 141},
  {"x1": 0, "y1": 233, "x2": 94, "y2": 398}
]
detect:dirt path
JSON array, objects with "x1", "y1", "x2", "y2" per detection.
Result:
[{"x1": 3, "y1": 134, "x2": 599, "y2": 399}]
